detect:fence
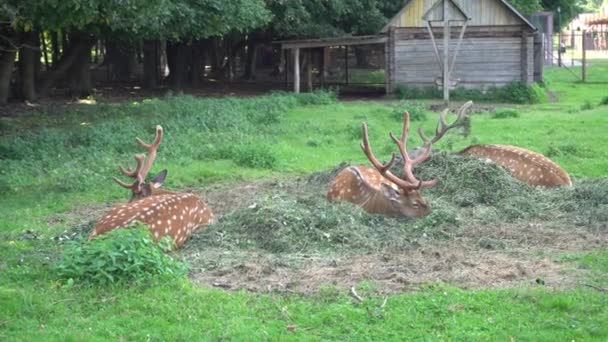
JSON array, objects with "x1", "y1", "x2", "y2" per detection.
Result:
[{"x1": 551, "y1": 30, "x2": 608, "y2": 83}]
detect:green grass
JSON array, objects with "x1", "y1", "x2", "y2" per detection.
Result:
[{"x1": 1, "y1": 66, "x2": 608, "y2": 340}]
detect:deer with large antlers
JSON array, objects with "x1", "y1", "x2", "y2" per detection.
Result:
[
  {"x1": 89, "y1": 126, "x2": 214, "y2": 248},
  {"x1": 327, "y1": 102, "x2": 472, "y2": 218}
]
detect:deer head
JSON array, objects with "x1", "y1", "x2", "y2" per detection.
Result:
[
  {"x1": 112, "y1": 125, "x2": 172, "y2": 201},
  {"x1": 90, "y1": 125, "x2": 214, "y2": 248},
  {"x1": 327, "y1": 101, "x2": 472, "y2": 218}
]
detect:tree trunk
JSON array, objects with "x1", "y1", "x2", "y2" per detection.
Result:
[
  {"x1": 67, "y1": 39, "x2": 92, "y2": 98},
  {"x1": 37, "y1": 32, "x2": 95, "y2": 97},
  {"x1": 50, "y1": 31, "x2": 60, "y2": 67},
  {"x1": 0, "y1": 49, "x2": 16, "y2": 104},
  {"x1": 105, "y1": 40, "x2": 136, "y2": 81},
  {"x1": 190, "y1": 40, "x2": 206, "y2": 87},
  {"x1": 142, "y1": 40, "x2": 158, "y2": 88},
  {"x1": 166, "y1": 41, "x2": 189, "y2": 90},
  {"x1": 18, "y1": 31, "x2": 39, "y2": 101},
  {"x1": 243, "y1": 40, "x2": 257, "y2": 80}
]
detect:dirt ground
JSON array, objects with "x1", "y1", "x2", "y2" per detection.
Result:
[{"x1": 48, "y1": 176, "x2": 607, "y2": 295}]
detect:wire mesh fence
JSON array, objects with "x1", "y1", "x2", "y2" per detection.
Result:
[{"x1": 552, "y1": 30, "x2": 608, "y2": 83}]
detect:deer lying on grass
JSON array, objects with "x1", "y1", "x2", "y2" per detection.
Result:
[
  {"x1": 327, "y1": 102, "x2": 471, "y2": 217},
  {"x1": 460, "y1": 144, "x2": 572, "y2": 187},
  {"x1": 90, "y1": 126, "x2": 214, "y2": 248},
  {"x1": 327, "y1": 101, "x2": 572, "y2": 217}
]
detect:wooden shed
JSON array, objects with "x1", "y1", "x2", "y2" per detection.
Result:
[
  {"x1": 276, "y1": 0, "x2": 540, "y2": 99},
  {"x1": 383, "y1": 0, "x2": 538, "y2": 95}
]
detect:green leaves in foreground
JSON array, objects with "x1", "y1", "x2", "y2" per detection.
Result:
[{"x1": 54, "y1": 225, "x2": 187, "y2": 285}]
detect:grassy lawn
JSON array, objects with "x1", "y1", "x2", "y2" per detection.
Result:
[{"x1": 1, "y1": 66, "x2": 607, "y2": 340}]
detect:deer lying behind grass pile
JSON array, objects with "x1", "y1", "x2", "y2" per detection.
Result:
[
  {"x1": 90, "y1": 126, "x2": 214, "y2": 249},
  {"x1": 327, "y1": 101, "x2": 572, "y2": 218}
]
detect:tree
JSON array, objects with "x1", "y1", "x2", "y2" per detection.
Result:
[
  {"x1": 540, "y1": 0, "x2": 582, "y2": 29},
  {"x1": 508, "y1": 0, "x2": 543, "y2": 15}
]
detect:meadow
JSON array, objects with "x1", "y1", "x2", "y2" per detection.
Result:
[{"x1": 1, "y1": 65, "x2": 607, "y2": 340}]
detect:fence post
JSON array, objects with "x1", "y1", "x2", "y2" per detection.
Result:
[{"x1": 582, "y1": 30, "x2": 587, "y2": 83}]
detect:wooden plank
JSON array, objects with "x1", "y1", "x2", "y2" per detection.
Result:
[
  {"x1": 294, "y1": 48, "x2": 300, "y2": 93},
  {"x1": 520, "y1": 30, "x2": 529, "y2": 83}
]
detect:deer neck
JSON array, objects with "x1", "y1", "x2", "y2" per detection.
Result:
[{"x1": 364, "y1": 190, "x2": 402, "y2": 217}]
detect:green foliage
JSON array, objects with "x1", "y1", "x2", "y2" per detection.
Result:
[
  {"x1": 508, "y1": 0, "x2": 543, "y2": 15},
  {"x1": 268, "y1": 0, "x2": 392, "y2": 39},
  {"x1": 600, "y1": 96, "x2": 608, "y2": 106},
  {"x1": 391, "y1": 101, "x2": 428, "y2": 122},
  {"x1": 492, "y1": 108, "x2": 520, "y2": 119},
  {"x1": 54, "y1": 225, "x2": 187, "y2": 285},
  {"x1": 228, "y1": 144, "x2": 277, "y2": 169},
  {"x1": 396, "y1": 83, "x2": 546, "y2": 104},
  {"x1": 0, "y1": 91, "x2": 334, "y2": 193},
  {"x1": 581, "y1": 100, "x2": 595, "y2": 111},
  {"x1": 546, "y1": 143, "x2": 580, "y2": 158},
  {"x1": 395, "y1": 85, "x2": 441, "y2": 100}
]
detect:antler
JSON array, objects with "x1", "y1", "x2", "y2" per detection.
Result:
[
  {"x1": 113, "y1": 125, "x2": 164, "y2": 193},
  {"x1": 361, "y1": 112, "x2": 436, "y2": 191},
  {"x1": 418, "y1": 101, "x2": 472, "y2": 145}
]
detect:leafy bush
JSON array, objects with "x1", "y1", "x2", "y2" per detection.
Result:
[
  {"x1": 230, "y1": 144, "x2": 277, "y2": 169},
  {"x1": 492, "y1": 108, "x2": 520, "y2": 119},
  {"x1": 600, "y1": 96, "x2": 608, "y2": 106},
  {"x1": 395, "y1": 86, "x2": 441, "y2": 100},
  {"x1": 54, "y1": 225, "x2": 187, "y2": 285},
  {"x1": 396, "y1": 82, "x2": 546, "y2": 104},
  {"x1": 391, "y1": 101, "x2": 428, "y2": 122}
]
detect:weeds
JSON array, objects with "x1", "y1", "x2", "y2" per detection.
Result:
[
  {"x1": 54, "y1": 225, "x2": 187, "y2": 285},
  {"x1": 396, "y1": 82, "x2": 547, "y2": 104},
  {"x1": 0, "y1": 92, "x2": 335, "y2": 194},
  {"x1": 391, "y1": 101, "x2": 428, "y2": 122},
  {"x1": 492, "y1": 108, "x2": 520, "y2": 119}
]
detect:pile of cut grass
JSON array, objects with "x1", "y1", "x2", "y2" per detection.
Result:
[{"x1": 186, "y1": 153, "x2": 608, "y2": 255}]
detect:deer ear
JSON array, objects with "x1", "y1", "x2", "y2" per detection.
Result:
[
  {"x1": 380, "y1": 183, "x2": 401, "y2": 202},
  {"x1": 151, "y1": 169, "x2": 167, "y2": 189}
]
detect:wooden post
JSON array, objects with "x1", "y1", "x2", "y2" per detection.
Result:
[
  {"x1": 442, "y1": 0, "x2": 450, "y2": 104},
  {"x1": 294, "y1": 47, "x2": 300, "y2": 93},
  {"x1": 521, "y1": 31, "x2": 530, "y2": 84},
  {"x1": 582, "y1": 30, "x2": 587, "y2": 82},
  {"x1": 306, "y1": 50, "x2": 312, "y2": 92},
  {"x1": 344, "y1": 46, "x2": 349, "y2": 85}
]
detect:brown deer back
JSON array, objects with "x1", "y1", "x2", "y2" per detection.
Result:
[
  {"x1": 460, "y1": 144, "x2": 572, "y2": 187},
  {"x1": 90, "y1": 193, "x2": 214, "y2": 248}
]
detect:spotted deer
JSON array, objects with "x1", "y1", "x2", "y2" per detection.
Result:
[
  {"x1": 460, "y1": 144, "x2": 572, "y2": 187},
  {"x1": 90, "y1": 125, "x2": 214, "y2": 248},
  {"x1": 327, "y1": 102, "x2": 471, "y2": 218}
]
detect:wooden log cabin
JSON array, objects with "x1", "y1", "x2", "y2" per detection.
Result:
[{"x1": 276, "y1": 0, "x2": 541, "y2": 96}]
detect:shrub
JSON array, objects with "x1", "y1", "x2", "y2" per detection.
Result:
[
  {"x1": 492, "y1": 108, "x2": 520, "y2": 119},
  {"x1": 396, "y1": 82, "x2": 546, "y2": 104},
  {"x1": 230, "y1": 144, "x2": 277, "y2": 169},
  {"x1": 391, "y1": 101, "x2": 428, "y2": 122},
  {"x1": 600, "y1": 96, "x2": 608, "y2": 106},
  {"x1": 497, "y1": 82, "x2": 547, "y2": 104},
  {"x1": 55, "y1": 226, "x2": 187, "y2": 285},
  {"x1": 395, "y1": 86, "x2": 441, "y2": 100}
]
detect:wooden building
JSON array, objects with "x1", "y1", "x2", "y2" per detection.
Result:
[
  {"x1": 383, "y1": 0, "x2": 537, "y2": 94},
  {"x1": 277, "y1": 0, "x2": 540, "y2": 98}
]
